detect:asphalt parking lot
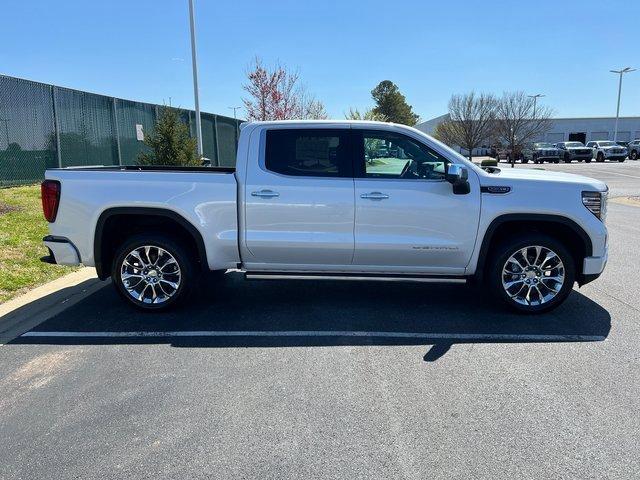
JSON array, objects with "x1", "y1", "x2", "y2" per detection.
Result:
[{"x1": 1, "y1": 161, "x2": 639, "y2": 479}]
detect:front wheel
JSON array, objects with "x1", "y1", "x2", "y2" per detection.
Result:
[
  {"x1": 596, "y1": 152, "x2": 604, "y2": 162},
  {"x1": 487, "y1": 234, "x2": 575, "y2": 314},
  {"x1": 112, "y1": 234, "x2": 197, "y2": 311},
  {"x1": 630, "y1": 150, "x2": 638, "y2": 160},
  {"x1": 585, "y1": 158, "x2": 591, "y2": 163}
]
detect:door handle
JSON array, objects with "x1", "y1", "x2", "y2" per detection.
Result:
[
  {"x1": 251, "y1": 189, "x2": 280, "y2": 198},
  {"x1": 360, "y1": 191, "x2": 389, "y2": 200}
]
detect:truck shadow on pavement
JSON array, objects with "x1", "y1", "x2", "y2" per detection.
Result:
[{"x1": 12, "y1": 272, "x2": 611, "y2": 362}]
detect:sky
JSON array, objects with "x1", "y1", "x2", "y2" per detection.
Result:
[{"x1": 1, "y1": 0, "x2": 639, "y2": 123}]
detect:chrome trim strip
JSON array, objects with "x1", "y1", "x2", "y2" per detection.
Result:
[{"x1": 245, "y1": 274, "x2": 467, "y2": 283}]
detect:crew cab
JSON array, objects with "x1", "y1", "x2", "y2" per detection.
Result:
[
  {"x1": 554, "y1": 141, "x2": 594, "y2": 163},
  {"x1": 586, "y1": 141, "x2": 627, "y2": 162},
  {"x1": 41, "y1": 121, "x2": 609, "y2": 314}
]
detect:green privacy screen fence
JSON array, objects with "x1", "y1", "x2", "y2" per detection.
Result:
[{"x1": 0, "y1": 75, "x2": 242, "y2": 186}]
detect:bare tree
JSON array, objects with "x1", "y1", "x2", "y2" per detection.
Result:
[
  {"x1": 432, "y1": 92, "x2": 497, "y2": 161},
  {"x1": 242, "y1": 57, "x2": 327, "y2": 121},
  {"x1": 494, "y1": 91, "x2": 554, "y2": 166}
]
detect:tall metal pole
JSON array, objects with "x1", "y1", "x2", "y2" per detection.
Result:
[
  {"x1": 610, "y1": 67, "x2": 636, "y2": 142},
  {"x1": 228, "y1": 106, "x2": 241, "y2": 144},
  {"x1": 188, "y1": 0, "x2": 203, "y2": 157},
  {"x1": 527, "y1": 93, "x2": 545, "y2": 120}
]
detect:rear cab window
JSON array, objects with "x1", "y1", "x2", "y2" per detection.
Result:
[{"x1": 265, "y1": 129, "x2": 352, "y2": 178}]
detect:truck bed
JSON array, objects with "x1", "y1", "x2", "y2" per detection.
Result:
[{"x1": 49, "y1": 165, "x2": 236, "y2": 173}]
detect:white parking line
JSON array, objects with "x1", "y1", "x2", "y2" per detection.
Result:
[
  {"x1": 595, "y1": 169, "x2": 640, "y2": 180},
  {"x1": 20, "y1": 330, "x2": 606, "y2": 342}
]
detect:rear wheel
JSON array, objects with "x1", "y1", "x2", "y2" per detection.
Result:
[
  {"x1": 631, "y1": 150, "x2": 638, "y2": 160},
  {"x1": 585, "y1": 157, "x2": 591, "y2": 163},
  {"x1": 487, "y1": 234, "x2": 575, "y2": 314},
  {"x1": 596, "y1": 152, "x2": 604, "y2": 162},
  {"x1": 564, "y1": 153, "x2": 571, "y2": 163},
  {"x1": 112, "y1": 234, "x2": 197, "y2": 311}
]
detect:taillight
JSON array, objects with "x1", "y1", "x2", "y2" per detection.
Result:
[{"x1": 41, "y1": 180, "x2": 61, "y2": 222}]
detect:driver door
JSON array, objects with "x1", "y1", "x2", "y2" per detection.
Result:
[{"x1": 352, "y1": 128, "x2": 481, "y2": 274}]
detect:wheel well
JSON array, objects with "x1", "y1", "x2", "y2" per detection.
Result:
[
  {"x1": 476, "y1": 217, "x2": 591, "y2": 280},
  {"x1": 94, "y1": 209, "x2": 207, "y2": 279}
]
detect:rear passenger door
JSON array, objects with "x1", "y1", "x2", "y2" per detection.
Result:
[{"x1": 243, "y1": 127, "x2": 355, "y2": 268}]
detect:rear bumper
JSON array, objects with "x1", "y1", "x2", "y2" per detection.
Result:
[{"x1": 41, "y1": 236, "x2": 81, "y2": 265}]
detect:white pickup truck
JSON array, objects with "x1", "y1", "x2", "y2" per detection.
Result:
[{"x1": 41, "y1": 121, "x2": 609, "y2": 314}]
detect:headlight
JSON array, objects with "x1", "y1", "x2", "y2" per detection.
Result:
[{"x1": 582, "y1": 190, "x2": 608, "y2": 222}]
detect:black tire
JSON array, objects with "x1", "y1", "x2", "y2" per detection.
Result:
[
  {"x1": 487, "y1": 233, "x2": 576, "y2": 314},
  {"x1": 596, "y1": 152, "x2": 604, "y2": 162},
  {"x1": 111, "y1": 233, "x2": 197, "y2": 311},
  {"x1": 631, "y1": 150, "x2": 638, "y2": 160},
  {"x1": 585, "y1": 158, "x2": 591, "y2": 163},
  {"x1": 554, "y1": 159, "x2": 560, "y2": 164},
  {"x1": 618, "y1": 158, "x2": 626, "y2": 163},
  {"x1": 564, "y1": 153, "x2": 571, "y2": 163}
]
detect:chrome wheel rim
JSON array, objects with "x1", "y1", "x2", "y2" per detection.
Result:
[
  {"x1": 501, "y1": 245, "x2": 565, "y2": 306},
  {"x1": 120, "y1": 245, "x2": 181, "y2": 304}
]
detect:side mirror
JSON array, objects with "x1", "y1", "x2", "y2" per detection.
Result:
[{"x1": 445, "y1": 164, "x2": 470, "y2": 195}]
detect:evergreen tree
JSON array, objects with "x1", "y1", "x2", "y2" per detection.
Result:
[
  {"x1": 137, "y1": 107, "x2": 200, "y2": 166},
  {"x1": 371, "y1": 80, "x2": 420, "y2": 126}
]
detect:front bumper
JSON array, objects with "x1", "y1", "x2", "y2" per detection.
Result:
[
  {"x1": 603, "y1": 153, "x2": 627, "y2": 160},
  {"x1": 569, "y1": 153, "x2": 593, "y2": 160},
  {"x1": 41, "y1": 236, "x2": 81, "y2": 265},
  {"x1": 578, "y1": 246, "x2": 608, "y2": 286}
]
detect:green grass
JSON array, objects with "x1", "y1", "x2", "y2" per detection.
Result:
[{"x1": 0, "y1": 185, "x2": 78, "y2": 303}]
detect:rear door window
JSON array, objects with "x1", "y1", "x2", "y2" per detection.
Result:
[{"x1": 265, "y1": 129, "x2": 352, "y2": 178}]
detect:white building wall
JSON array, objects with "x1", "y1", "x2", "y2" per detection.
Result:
[{"x1": 416, "y1": 116, "x2": 640, "y2": 148}]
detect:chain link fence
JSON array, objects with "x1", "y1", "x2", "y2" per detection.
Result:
[{"x1": 0, "y1": 74, "x2": 241, "y2": 187}]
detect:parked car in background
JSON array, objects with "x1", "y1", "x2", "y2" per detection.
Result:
[
  {"x1": 554, "y1": 142, "x2": 593, "y2": 163},
  {"x1": 495, "y1": 146, "x2": 527, "y2": 163},
  {"x1": 40, "y1": 120, "x2": 609, "y2": 314},
  {"x1": 522, "y1": 142, "x2": 561, "y2": 164},
  {"x1": 626, "y1": 139, "x2": 639, "y2": 160},
  {"x1": 586, "y1": 141, "x2": 627, "y2": 162}
]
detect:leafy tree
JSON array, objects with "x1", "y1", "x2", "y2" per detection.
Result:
[
  {"x1": 137, "y1": 107, "x2": 200, "y2": 166},
  {"x1": 344, "y1": 107, "x2": 387, "y2": 122},
  {"x1": 370, "y1": 80, "x2": 420, "y2": 126}
]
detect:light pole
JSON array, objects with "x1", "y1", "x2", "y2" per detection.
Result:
[
  {"x1": 527, "y1": 93, "x2": 545, "y2": 119},
  {"x1": 188, "y1": 0, "x2": 203, "y2": 157},
  {"x1": 610, "y1": 67, "x2": 636, "y2": 142},
  {"x1": 228, "y1": 106, "x2": 242, "y2": 144}
]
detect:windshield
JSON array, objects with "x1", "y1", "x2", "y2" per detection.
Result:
[
  {"x1": 598, "y1": 141, "x2": 616, "y2": 147},
  {"x1": 534, "y1": 143, "x2": 553, "y2": 148},
  {"x1": 565, "y1": 142, "x2": 584, "y2": 147}
]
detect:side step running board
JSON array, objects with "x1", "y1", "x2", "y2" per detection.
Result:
[{"x1": 245, "y1": 272, "x2": 467, "y2": 284}]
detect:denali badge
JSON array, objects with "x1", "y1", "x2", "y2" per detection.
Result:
[{"x1": 481, "y1": 186, "x2": 511, "y2": 194}]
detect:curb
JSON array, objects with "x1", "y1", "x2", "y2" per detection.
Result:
[{"x1": 0, "y1": 268, "x2": 109, "y2": 344}]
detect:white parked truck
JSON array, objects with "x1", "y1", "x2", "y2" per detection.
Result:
[{"x1": 41, "y1": 121, "x2": 609, "y2": 313}]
